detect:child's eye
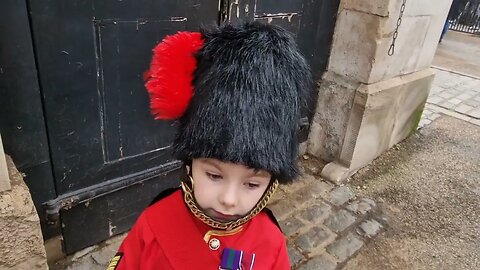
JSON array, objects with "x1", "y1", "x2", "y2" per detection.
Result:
[
  {"x1": 206, "y1": 172, "x2": 222, "y2": 180},
  {"x1": 245, "y1": 182, "x2": 260, "y2": 189}
]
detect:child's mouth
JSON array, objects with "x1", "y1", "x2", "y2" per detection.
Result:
[{"x1": 210, "y1": 210, "x2": 240, "y2": 221}]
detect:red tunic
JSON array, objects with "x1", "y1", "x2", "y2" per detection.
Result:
[{"x1": 110, "y1": 189, "x2": 290, "y2": 270}]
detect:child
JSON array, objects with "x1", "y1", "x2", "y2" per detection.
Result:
[{"x1": 108, "y1": 21, "x2": 312, "y2": 270}]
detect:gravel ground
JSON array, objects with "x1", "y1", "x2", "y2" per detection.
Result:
[{"x1": 343, "y1": 116, "x2": 480, "y2": 270}]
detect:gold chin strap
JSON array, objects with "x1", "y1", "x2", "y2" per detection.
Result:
[{"x1": 181, "y1": 178, "x2": 279, "y2": 231}]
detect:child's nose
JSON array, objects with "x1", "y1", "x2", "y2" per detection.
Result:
[{"x1": 219, "y1": 185, "x2": 238, "y2": 209}]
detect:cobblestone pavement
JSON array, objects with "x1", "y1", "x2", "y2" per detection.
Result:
[
  {"x1": 419, "y1": 68, "x2": 480, "y2": 128},
  {"x1": 272, "y1": 171, "x2": 382, "y2": 270},
  {"x1": 51, "y1": 165, "x2": 383, "y2": 270}
]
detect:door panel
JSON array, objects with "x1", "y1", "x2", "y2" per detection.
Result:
[{"x1": 27, "y1": 0, "x2": 218, "y2": 253}]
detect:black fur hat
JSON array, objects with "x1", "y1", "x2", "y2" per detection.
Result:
[{"x1": 146, "y1": 22, "x2": 312, "y2": 183}]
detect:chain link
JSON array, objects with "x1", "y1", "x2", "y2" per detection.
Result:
[
  {"x1": 388, "y1": 0, "x2": 407, "y2": 56},
  {"x1": 182, "y1": 179, "x2": 279, "y2": 231}
]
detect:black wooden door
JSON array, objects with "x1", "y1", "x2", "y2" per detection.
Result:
[
  {"x1": 11, "y1": 0, "x2": 338, "y2": 254},
  {"x1": 28, "y1": 0, "x2": 219, "y2": 253}
]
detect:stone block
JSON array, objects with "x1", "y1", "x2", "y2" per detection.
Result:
[
  {"x1": 309, "y1": 180, "x2": 334, "y2": 197},
  {"x1": 0, "y1": 136, "x2": 10, "y2": 192},
  {"x1": 357, "y1": 219, "x2": 383, "y2": 238},
  {"x1": 400, "y1": 0, "x2": 452, "y2": 17},
  {"x1": 414, "y1": 0, "x2": 453, "y2": 70},
  {"x1": 306, "y1": 121, "x2": 325, "y2": 159},
  {"x1": 307, "y1": 73, "x2": 358, "y2": 162},
  {"x1": 297, "y1": 254, "x2": 337, "y2": 270},
  {"x1": 370, "y1": 16, "x2": 431, "y2": 83},
  {"x1": 288, "y1": 246, "x2": 305, "y2": 267},
  {"x1": 291, "y1": 184, "x2": 321, "y2": 207},
  {"x1": 455, "y1": 104, "x2": 474, "y2": 114},
  {"x1": 328, "y1": 0, "x2": 451, "y2": 84},
  {"x1": 328, "y1": 10, "x2": 383, "y2": 83},
  {"x1": 329, "y1": 69, "x2": 434, "y2": 177},
  {"x1": 428, "y1": 96, "x2": 444, "y2": 104},
  {"x1": 346, "y1": 198, "x2": 376, "y2": 215},
  {"x1": 280, "y1": 216, "x2": 306, "y2": 237},
  {"x1": 0, "y1": 156, "x2": 47, "y2": 269},
  {"x1": 326, "y1": 233, "x2": 364, "y2": 262},
  {"x1": 341, "y1": 0, "x2": 389, "y2": 17},
  {"x1": 321, "y1": 73, "x2": 433, "y2": 180},
  {"x1": 299, "y1": 202, "x2": 332, "y2": 224},
  {"x1": 269, "y1": 199, "x2": 294, "y2": 221},
  {"x1": 327, "y1": 186, "x2": 355, "y2": 206},
  {"x1": 389, "y1": 70, "x2": 434, "y2": 146},
  {"x1": 468, "y1": 110, "x2": 480, "y2": 119},
  {"x1": 324, "y1": 210, "x2": 357, "y2": 233},
  {"x1": 295, "y1": 226, "x2": 336, "y2": 253}
]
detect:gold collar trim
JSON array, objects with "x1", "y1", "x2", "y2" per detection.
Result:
[
  {"x1": 181, "y1": 179, "x2": 279, "y2": 231},
  {"x1": 203, "y1": 226, "x2": 243, "y2": 243}
]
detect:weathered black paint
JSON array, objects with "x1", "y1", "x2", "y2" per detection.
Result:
[
  {"x1": 1, "y1": 0, "x2": 339, "y2": 254},
  {"x1": 0, "y1": 0, "x2": 59, "y2": 239}
]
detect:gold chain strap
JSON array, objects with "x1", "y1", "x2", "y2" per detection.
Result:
[{"x1": 181, "y1": 179, "x2": 279, "y2": 231}]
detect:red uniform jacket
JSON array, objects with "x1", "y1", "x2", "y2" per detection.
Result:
[{"x1": 109, "y1": 189, "x2": 290, "y2": 270}]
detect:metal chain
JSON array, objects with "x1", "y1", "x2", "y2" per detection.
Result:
[
  {"x1": 388, "y1": 0, "x2": 407, "y2": 56},
  {"x1": 181, "y1": 179, "x2": 279, "y2": 230}
]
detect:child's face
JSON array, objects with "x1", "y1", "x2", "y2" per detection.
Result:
[{"x1": 190, "y1": 158, "x2": 271, "y2": 222}]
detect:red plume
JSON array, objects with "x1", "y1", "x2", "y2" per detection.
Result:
[{"x1": 144, "y1": 32, "x2": 204, "y2": 120}]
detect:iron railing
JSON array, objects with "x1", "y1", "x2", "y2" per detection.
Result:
[{"x1": 449, "y1": 0, "x2": 480, "y2": 34}]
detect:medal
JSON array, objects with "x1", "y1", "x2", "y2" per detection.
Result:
[{"x1": 220, "y1": 248, "x2": 255, "y2": 270}]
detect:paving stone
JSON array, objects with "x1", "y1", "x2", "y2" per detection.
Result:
[
  {"x1": 418, "y1": 119, "x2": 431, "y2": 128},
  {"x1": 427, "y1": 96, "x2": 444, "y2": 104},
  {"x1": 324, "y1": 209, "x2": 357, "y2": 233},
  {"x1": 448, "y1": 98, "x2": 463, "y2": 105},
  {"x1": 455, "y1": 104, "x2": 475, "y2": 114},
  {"x1": 280, "y1": 216, "x2": 306, "y2": 237},
  {"x1": 346, "y1": 198, "x2": 376, "y2": 215},
  {"x1": 438, "y1": 101, "x2": 456, "y2": 110},
  {"x1": 71, "y1": 246, "x2": 97, "y2": 261},
  {"x1": 429, "y1": 113, "x2": 442, "y2": 121},
  {"x1": 300, "y1": 202, "x2": 332, "y2": 224},
  {"x1": 269, "y1": 199, "x2": 295, "y2": 220},
  {"x1": 457, "y1": 93, "x2": 473, "y2": 100},
  {"x1": 438, "y1": 92, "x2": 454, "y2": 99},
  {"x1": 465, "y1": 91, "x2": 478, "y2": 97},
  {"x1": 445, "y1": 88, "x2": 461, "y2": 95},
  {"x1": 474, "y1": 96, "x2": 480, "y2": 102},
  {"x1": 288, "y1": 246, "x2": 305, "y2": 267},
  {"x1": 310, "y1": 180, "x2": 334, "y2": 197},
  {"x1": 297, "y1": 254, "x2": 337, "y2": 270},
  {"x1": 357, "y1": 219, "x2": 383, "y2": 238},
  {"x1": 421, "y1": 109, "x2": 433, "y2": 116},
  {"x1": 463, "y1": 99, "x2": 480, "y2": 108},
  {"x1": 468, "y1": 118, "x2": 480, "y2": 126},
  {"x1": 468, "y1": 109, "x2": 480, "y2": 119},
  {"x1": 291, "y1": 184, "x2": 320, "y2": 206},
  {"x1": 326, "y1": 233, "x2": 364, "y2": 262},
  {"x1": 91, "y1": 243, "x2": 119, "y2": 266},
  {"x1": 295, "y1": 226, "x2": 336, "y2": 252},
  {"x1": 327, "y1": 186, "x2": 355, "y2": 206}
]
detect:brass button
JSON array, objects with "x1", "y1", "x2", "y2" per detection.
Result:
[{"x1": 209, "y1": 238, "x2": 220, "y2": 250}]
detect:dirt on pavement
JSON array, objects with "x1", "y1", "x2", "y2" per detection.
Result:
[{"x1": 343, "y1": 116, "x2": 480, "y2": 270}]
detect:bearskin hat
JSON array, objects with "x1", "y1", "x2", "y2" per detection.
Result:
[{"x1": 145, "y1": 22, "x2": 312, "y2": 183}]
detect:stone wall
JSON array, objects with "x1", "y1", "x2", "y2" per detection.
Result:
[
  {"x1": 308, "y1": 0, "x2": 452, "y2": 182},
  {"x1": 0, "y1": 154, "x2": 48, "y2": 269}
]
